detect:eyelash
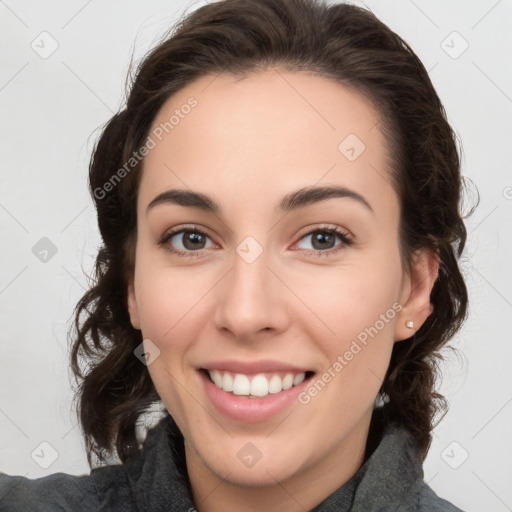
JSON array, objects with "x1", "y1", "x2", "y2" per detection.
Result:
[{"x1": 158, "y1": 224, "x2": 353, "y2": 258}]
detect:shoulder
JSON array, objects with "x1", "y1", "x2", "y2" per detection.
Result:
[
  {"x1": 0, "y1": 470, "x2": 96, "y2": 512},
  {"x1": 349, "y1": 419, "x2": 466, "y2": 512},
  {"x1": 0, "y1": 414, "x2": 189, "y2": 512},
  {"x1": 412, "y1": 481, "x2": 464, "y2": 512},
  {"x1": 0, "y1": 461, "x2": 136, "y2": 512}
]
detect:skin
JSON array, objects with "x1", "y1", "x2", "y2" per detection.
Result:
[{"x1": 127, "y1": 68, "x2": 438, "y2": 512}]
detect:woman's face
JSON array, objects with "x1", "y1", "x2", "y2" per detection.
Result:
[{"x1": 127, "y1": 69, "x2": 434, "y2": 495}]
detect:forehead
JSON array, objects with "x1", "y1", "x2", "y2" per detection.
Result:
[{"x1": 138, "y1": 69, "x2": 398, "y2": 221}]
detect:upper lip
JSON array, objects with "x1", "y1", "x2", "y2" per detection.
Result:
[{"x1": 199, "y1": 359, "x2": 313, "y2": 374}]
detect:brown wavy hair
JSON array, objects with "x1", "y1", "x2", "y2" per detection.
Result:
[{"x1": 70, "y1": 0, "x2": 471, "y2": 467}]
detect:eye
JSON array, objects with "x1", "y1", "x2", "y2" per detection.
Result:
[
  {"x1": 159, "y1": 225, "x2": 216, "y2": 257},
  {"x1": 158, "y1": 224, "x2": 352, "y2": 258},
  {"x1": 294, "y1": 226, "x2": 352, "y2": 255}
]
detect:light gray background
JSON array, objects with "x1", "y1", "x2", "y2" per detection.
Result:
[{"x1": 1, "y1": 1, "x2": 511, "y2": 510}]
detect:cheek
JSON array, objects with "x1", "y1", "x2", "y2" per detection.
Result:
[
  {"x1": 134, "y1": 259, "x2": 212, "y2": 345},
  {"x1": 292, "y1": 259, "x2": 402, "y2": 344},
  {"x1": 290, "y1": 256, "x2": 402, "y2": 411},
  {"x1": 134, "y1": 264, "x2": 211, "y2": 420}
]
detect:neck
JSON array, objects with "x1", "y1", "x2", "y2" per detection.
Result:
[{"x1": 185, "y1": 412, "x2": 373, "y2": 512}]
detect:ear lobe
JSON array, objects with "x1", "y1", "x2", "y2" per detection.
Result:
[
  {"x1": 394, "y1": 249, "x2": 439, "y2": 342},
  {"x1": 127, "y1": 275, "x2": 141, "y2": 330}
]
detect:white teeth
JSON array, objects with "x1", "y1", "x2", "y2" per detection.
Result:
[
  {"x1": 232, "y1": 374, "x2": 250, "y2": 395},
  {"x1": 222, "y1": 372, "x2": 234, "y2": 392},
  {"x1": 207, "y1": 370, "x2": 307, "y2": 397},
  {"x1": 282, "y1": 373, "x2": 294, "y2": 390},
  {"x1": 250, "y1": 374, "x2": 269, "y2": 397},
  {"x1": 293, "y1": 373, "x2": 305, "y2": 386},
  {"x1": 268, "y1": 375, "x2": 283, "y2": 394},
  {"x1": 211, "y1": 370, "x2": 223, "y2": 388}
]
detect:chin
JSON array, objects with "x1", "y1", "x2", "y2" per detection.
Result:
[
  {"x1": 209, "y1": 457, "x2": 301, "y2": 488},
  {"x1": 184, "y1": 431, "x2": 300, "y2": 486}
]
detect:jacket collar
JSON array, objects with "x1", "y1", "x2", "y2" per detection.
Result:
[
  {"x1": 123, "y1": 411, "x2": 423, "y2": 512},
  {"x1": 312, "y1": 423, "x2": 424, "y2": 511}
]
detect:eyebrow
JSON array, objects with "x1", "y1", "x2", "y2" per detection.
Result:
[{"x1": 146, "y1": 185, "x2": 374, "y2": 216}]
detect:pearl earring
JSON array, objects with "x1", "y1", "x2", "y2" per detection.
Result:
[{"x1": 405, "y1": 320, "x2": 414, "y2": 329}]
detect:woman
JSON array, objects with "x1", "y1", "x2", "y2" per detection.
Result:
[{"x1": 0, "y1": 0, "x2": 469, "y2": 510}]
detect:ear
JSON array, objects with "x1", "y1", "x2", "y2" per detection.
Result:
[
  {"x1": 394, "y1": 249, "x2": 439, "y2": 341},
  {"x1": 127, "y1": 274, "x2": 141, "y2": 330}
]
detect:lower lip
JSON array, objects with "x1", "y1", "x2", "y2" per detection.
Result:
[{"x1": 199, "y1": 370, "x2": 312, "y2": 423}]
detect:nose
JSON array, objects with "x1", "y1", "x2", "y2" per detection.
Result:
[{"x1": 213, "y1": 247, "x2": 290, "y2": 342}]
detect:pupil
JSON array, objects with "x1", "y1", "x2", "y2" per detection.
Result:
[
  {"x1": 313, "y1": 232, "x2": 334, "y2": 250},
  {"x1": 184, "y1": 232, "x2": 205, "y2": 250}
]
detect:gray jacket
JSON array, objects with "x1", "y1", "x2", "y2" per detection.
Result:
[{"x1": 0, "y1": 413, "x2": 464, "y2": 511}]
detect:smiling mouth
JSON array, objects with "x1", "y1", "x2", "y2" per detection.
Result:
[{"x1": 201, "y1": 369, "x2": 315, "y2": 398}]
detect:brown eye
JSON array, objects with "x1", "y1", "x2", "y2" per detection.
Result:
[
  {"x1": 310, "y1": 231, "x2": 337, "y2": 250},
  {"x1": 295, "y1": 227, "x2": 352, "y2": 255},
  {"x1": 160, "y1": 227, "x2": 215, "y2": 256},
  {"x1": 175, "y1": 231, "x2": 208, "y2": 250}
]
